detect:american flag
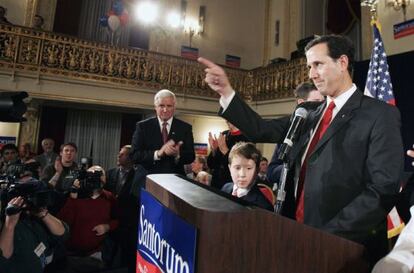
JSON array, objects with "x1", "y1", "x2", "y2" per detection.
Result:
[
  {"x1": 364, "y1": 23, "x2": 395, "y2": 105},
  {"x1": 365, "y1": 22, "x2": 404, "y2": 238}
]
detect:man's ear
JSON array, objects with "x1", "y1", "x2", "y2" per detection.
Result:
[
  {"x1": 297, "y1": 98, "x2": 305, "y2": 104},
  {"x1": 338, "y1": 54, "x2": 349, "y2": 72}
]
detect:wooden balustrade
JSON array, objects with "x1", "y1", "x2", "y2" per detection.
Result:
[{"x1": 0, "y1": 24, "x2": 308, "y2": 101}]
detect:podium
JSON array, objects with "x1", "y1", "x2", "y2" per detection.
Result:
[{"x1": 145, "y1": 174, "x2": 369, "y2": 273}]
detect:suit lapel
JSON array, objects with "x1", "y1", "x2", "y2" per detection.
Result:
[
  {"x1": 169, "y1": 118, "x2": 178, "y2": 140},
  {"x1": 312, "y1": 90, "x2": 362, "y2": 154},
  {"x1": 151, "y1": 117, "x2": 164, "y2": 145}
]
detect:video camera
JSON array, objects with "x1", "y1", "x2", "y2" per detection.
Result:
[
  {"x1": 4, "y1": 161, "x2": 41, "y2": 179},
  {"x1": 0, "y1": 179, "x2": 56, "y2": 216},
  {"x1": 61, "y1": 157, "x2": 102, "y2": 193},
  {"x1": 72, "y1": 168, "x2": 103, "y2": 192}
]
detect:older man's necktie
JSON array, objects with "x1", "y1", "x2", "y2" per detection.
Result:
[{"x1": 162, "y1": 122, "x2": 168, "y2": 143}]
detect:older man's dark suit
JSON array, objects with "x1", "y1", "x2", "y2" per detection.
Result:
[
  {"x1": 221, "y1": 90, "x2": 404, "y2": 263},
  {"x1": 130, "y1": 117, "x2": 195, "y2": 175}
]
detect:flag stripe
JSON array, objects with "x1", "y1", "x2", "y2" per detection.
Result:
[{"x1": 364, "y1": 23, "x2": 403, "y2": 239}]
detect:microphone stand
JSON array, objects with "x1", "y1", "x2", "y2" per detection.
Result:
[{"x1": 274, "y1": 160, "x2": 289, "y2": 214}]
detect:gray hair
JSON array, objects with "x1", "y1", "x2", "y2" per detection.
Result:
[
  {"x1": 154, "y1": 89, "x2": 176, "y2": 106},
  {"x1": 121, "y1": 145, "x2": 131, "y2": 153},
  {"x1": 41, "y1": 138, "x2": 55, "y2": 146}
]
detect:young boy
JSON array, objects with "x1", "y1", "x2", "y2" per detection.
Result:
[{"x1": 222, "y1": 142, "x2": 273, "y2": 211}]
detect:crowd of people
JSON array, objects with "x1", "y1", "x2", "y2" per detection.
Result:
[
  {"x1": 0, "y1": 140, "x2": 146, "y2": 273},
  {"x1": 0, "y1": 89, "x2": 274, "y2": 273},
  {"x1": 0, "y1": 33, "x2": 413, "y2": 273}
]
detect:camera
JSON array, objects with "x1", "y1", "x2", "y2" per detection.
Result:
[
  {"x1": 74, "y1": 169, "x2": 103, "y2": 192},
  {"x1": 60, "y1": 157, "x2": 102, "y2": 193},
  {"x1": 5, "y1": 161, "x2": 41, "y2": 179},
  {"x1": 1, "y1": 179, "x2": 56, "y2": 216}
]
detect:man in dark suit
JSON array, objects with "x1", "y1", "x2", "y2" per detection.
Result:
[
  {"x1": 105, "y1": 145, "x2": 146, "y2": 272},
  {"x1": 198, "y1": 35, "x2": 404, "y2": 264},
  {"x1": 130, "y1": 89, "x2": 195, "y2": 175}
]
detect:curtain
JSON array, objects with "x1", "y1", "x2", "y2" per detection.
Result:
[
  {"x1": 64, "y1": 109, "x2": 122, "y2": 170},
  {"x1": 78, "y1": 0, "x2": 131, "y2": 47},
  {"x1": 326, "y1": 0, "x2": 361, "y2": 34}
]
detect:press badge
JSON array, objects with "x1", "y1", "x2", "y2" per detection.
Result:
[{"x1": 34, "y1": 242, "x2": 46, "y2": 257}]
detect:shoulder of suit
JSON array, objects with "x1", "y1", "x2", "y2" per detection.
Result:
[
  {"x1": 134, "y1": 164, "x2": 147, "y2": 173},
  {"x1": 222, "y1": 182, "x2": 233, "y2": 191},
  {"x1": 138, "y1": 116, "x2": 157, "y2": 125},
  {"x1": 172, "y1": 117, "x2": 192, "y2": 127},
  {"x1": 107, "y1": 167, "x2": 118, "y2": 174},
  {"x1": 360, "y1": 94, "x2": 398, "y2": 113}
]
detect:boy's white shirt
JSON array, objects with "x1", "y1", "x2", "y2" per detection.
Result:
[{"x1": 232, "y1": 184, "x2": 250, "y2": 198}]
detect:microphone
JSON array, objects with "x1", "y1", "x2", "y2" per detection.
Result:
[{"x1": 278, "y1": 107, "x2": 308, "y2": 161}]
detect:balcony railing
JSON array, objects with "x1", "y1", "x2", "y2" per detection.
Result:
[{"x1": 0, "y1": 24, "x2": 308, "y2": 101}]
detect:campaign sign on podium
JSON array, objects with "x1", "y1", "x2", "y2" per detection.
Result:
[{"x1": 137, "y1": 189, "x2": 197, "y2": 273}]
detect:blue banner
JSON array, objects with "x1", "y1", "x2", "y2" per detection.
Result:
[
  {"x1": 0, "y1": 136, "x2": 16, "y2": 149},
  {"x1": 137, "y1": 189, "x2": 197, "y2": 273},
  {"x1": 394, "y1": 19, "x2": 414, "y2": 39}
]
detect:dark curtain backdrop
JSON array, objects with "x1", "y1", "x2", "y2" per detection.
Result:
[
  {"x1": 326, "y1": 0, "x2": 361, "y2": 34},
  {"x1": 38, "y1": 106, "x2": 143, "y2": 157},
  {"x1": 354, "y1": 50, "x2": 414, "y2": 171},
  {"x1": 120, "y1": 113, "x2": 143, "y2": 148},
  {"x1": 53, "y1": 0, "x2": 149, "y2": 49},
  {"x1": 37, "y1": 106, "x2": 68, "y2": 155},
  {"x1": 53, "y1": 0, "x2": 83, "y2": 36}
]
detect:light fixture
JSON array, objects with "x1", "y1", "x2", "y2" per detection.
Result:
[
  {"x1": 361, "y1": 0, "x2": 378, "y2": 19},
  {"x1": 386, "y1": 0, "x2": 410, "y2": 10},
  {"x1": 134, "y1": 1, "x2": 159, "y2": 24},
  {"x1": 386, "y1": 0, "x2": 410, "y2": 20},
  {"x1": 134, "y1": 1, "x2": 204, "y2": 48},
  {"x1": 183, "y1": 18, "x2": 200, "y2": 47}
]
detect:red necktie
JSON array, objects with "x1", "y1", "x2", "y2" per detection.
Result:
[
  {"x1": 162, "y1": 122, "x2": 168, "y2": 143},
  {"x1": 296, "y1": 101, "x2": 336, "y2": 223}
]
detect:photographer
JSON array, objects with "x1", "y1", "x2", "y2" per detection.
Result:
[
  {"x1": 58, "y1": 165, "x2": 118, "y2": 272},
  {"x1": 0, "y1": 185, "x2": 68, "y2": 273}
]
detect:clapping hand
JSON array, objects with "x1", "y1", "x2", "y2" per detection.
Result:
[
  {"x1": 159, "y1": 140, "x2": 183, "y2": 157},
  {"x1": 208, "y1": 132, "x2": 218, "y2": 151},
  {"x1": 217, "y1": 133, "x2": 229, "y2": 155}
]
